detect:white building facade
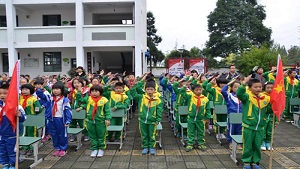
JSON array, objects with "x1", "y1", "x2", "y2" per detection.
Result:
[{"x1": 0, "y1": 0, "x2": 147, "y2": 77}]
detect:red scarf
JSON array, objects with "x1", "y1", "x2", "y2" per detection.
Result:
[
  {"x1": 91, "y1": 96, "x2": 102, "y2": 120},
  {"x1": 253, "y1": 95, "x2": 265, "y2": 109},
  {"x1": 146, "y1": 97, "x2": 154, "y2": 111},
  {"x1": 194, "y1": 95, "x2": 204, "y2": 109},
  {"x1": 21, "y1": 95, "x2": 31, "y2": 109},
  {"x1": 0, "y1": 105, "x2": 3, "y2": 123},
  {"x1": 290, "y1": 77, "x2": 295, "y2": 85},
  {"x1": 52, "y1": 96, "x2": 63, "y2": 116}
]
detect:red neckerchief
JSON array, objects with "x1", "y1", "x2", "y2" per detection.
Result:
[
  {"x1": 194, "y1": 95, "x2": 205, "y2": 109},
  {"x1": 21, "y1": 95, "x2": 31, "y2": 109},
  {"x1": 145, "y1": 96, "x2": 154, "y2": 111},
  {"x1": 91, "y1": 96, "x2": 102, "y2": 120},
  {"x1": 290, "y1": 77, "x2": 295, "y2": 86},
  {"x1": 52, "y1": 96, "x2": 63, "y2": 116},
  {"x1": 0, "y1": 105, "x2": 3, "y2": 123},
  {"x1": 129, "y1": 80, "x2": 135, "y2": 88},
  {"x1": 253, "y1": 95, "x2": 265, "y2": 109}
]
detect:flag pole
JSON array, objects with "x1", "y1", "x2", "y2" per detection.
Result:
[
  {"x1": 268, "y1": 114, "x2": 276, "y2": 169},
  {"x1": 15, "y1": 107, "x2": 19, "y2": 169}
]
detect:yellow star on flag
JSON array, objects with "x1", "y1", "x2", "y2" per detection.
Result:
[{"x1": 274, "y1": 83, "x2": 283, "y2": 94}]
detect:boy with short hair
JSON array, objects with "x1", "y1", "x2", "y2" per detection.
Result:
[
  {"x1": 131, "y1": 79, "x2": 163, "y2": 155},
  {"x1": 237, "y1": 76, "x2": 270, "y2": 169},
  {"x1": 0, "y1": 84, "x2": 26, "y2": 169}
]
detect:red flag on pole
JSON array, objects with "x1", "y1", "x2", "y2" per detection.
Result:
[
  {"x1": 3, "y1": 60, "x2": 20, "y2": 132},
  {"x1": 270, "y1": 55, "x2": 285, "y2": 122}
]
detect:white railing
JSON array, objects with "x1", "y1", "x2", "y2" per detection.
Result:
[{"x1": 0, "y1": 28, "x2": 7, "y2": 47}]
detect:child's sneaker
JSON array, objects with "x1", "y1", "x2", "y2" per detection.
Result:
[
  {"x1": 141, "y1": 148, "x2": 149, "y2": 155},
  {"x1": 252, "y1": 164, "x2": 261, "y2": 169},
  {"x1": 90, "y1": 150, "x2": 98, "y2": 157},
  {"x1": 265, "y1": 143, "x2": 273, "y2": 151},
  {"x1": 261, "y1": 142, "x2": 266, "y2": 151},
  {"x1": 58, "y1": 150, "x2": 66, "y2": 157},
  {"x1": 53, "y1": 150, "x2": 60, "y2": 156},
  {"x1": 237, "y1": 144, "x2": 243, "y2": 150},
  {"x1": 84, "y1": 136, "x2": 89, "y2": 142},
  {"x1": 2, "y1": 164, "x2": 9, "y2": 169},
  {"x1": 229, "y1": 143, "x2": 233, "y2": 150},
  {"x1": 97, "y1": 149, "x2": 104, "y2": 157},
  {"x1": 243, "y1": 163, "x2": 251, "y2": 169},
  {"x1": 198, "y1": 144, "x2": 207, "y2": 152},
  {"x1": 149, "y1": 148, "x2": 156, "y2": 155},
  {"x1": 70, "y1": 135, "x2": 75, "y2": 142},
  {"x1": 41, "y1": 134, "x2": 51, "y2": 143},
  {"x1": 185, "y1": 145, "x2": 193, "y2": 152}
]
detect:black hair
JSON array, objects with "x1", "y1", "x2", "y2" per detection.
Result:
[
  {"x1": 90, "y1": 85, "x2": 104, "y2": 95},
  {"x1": 76, "y1": 66, "x2": 84, "y2": 70},
  {"x1": 229, "y1": 81, "x2": 241, "y2": 93},
  {"x1": 191, "y1": 70, "x2": 198, "y2": 75},
  {"x1": 248, "y1": 78, "x2": 261, "y2": 88},
  {"x1": 229, "y1": 64, "x2": 235, "y2": 69},
  {"x1": 191, "y1": 84, "x2": 202, "y2": 91},
  {"x1": 288, "y1": 68, "x2": 296, "y2": 75},
  {"x1": 0, "y1": 84, "x2": 9, "y2": 90},
  {"x1": 263, "y1": 81, "x2": 274, "y2": 91},
  {"x1": 79, "y1": 77, "x2": 89, "y2": 86},
  {"x1": 91, "y1": 77, "x2": 100, "y2": 82},
  {"x1": 25, "y1": 74, "x2": 30, "y2": 78},
  {"x1": 114, "y1": 82, "x2": 124, "y2": 88},
  {"x1": 72, "y1": 78, "x2": 84, "y2": 89},
  {"x1": 20, "y1": 78, "x2": 29, "y2": 83},
  {"x1": 34, "y1": 79, "x2": 44, "y2": 85},
  {"x1": 21, "y1": 84, "x2": 35, "y2": 95},
  {"x1": 145, "y1": 73, "x2": 155, "y2": 81},
  {"x1": 52, "y1": 82, "x2": 66, "y2": 96},
  {"x1": 216, "y1": 78, "x2": 229, "y2": 87},
  {"x1": 20, "y1": 74, "x2": 25, "y2": 78},
  {"x1": 145, "y1": 79, "x2": 156, "y2": 89},
  {"x1": 111, "y1": 77, "x2": 119, "y2": 82}
]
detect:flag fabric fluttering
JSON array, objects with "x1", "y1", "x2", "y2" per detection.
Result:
[
  {"x1": 3, "y1": 60, "x2": 20, "y2": 132},
  {"x1": 270, "y1": 55, "x2": 285, "y2": 122}
]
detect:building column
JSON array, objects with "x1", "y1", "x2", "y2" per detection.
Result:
[
  {"x1": 5, "y1": 0, "x2": 18, "y2": 76},
  {"x1": 134, "y1": 0, "x2": 142, "y2": 76},
  {"x1": 76, "y1": 0, "x2": 85, "y2": 68}
]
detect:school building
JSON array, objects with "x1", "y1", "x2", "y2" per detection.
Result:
[{"x1": 0, "y1": 0, "x2": 147, "y2": 77}]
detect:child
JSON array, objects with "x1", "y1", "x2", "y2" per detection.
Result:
[
  {"x1": 179, "y1": 84, "x2": 211, "y2": 152},
  {"x1": 70, "y1": 78, "x2": 89, "y2": 142},
  {"x1": 19, "y1": 84, "x2": 42, "y2": 155},
  {"x1": 36, "y1": 82, "x2": 72, "y2": 157},
  {"x1": 221, "y1": 78, "x2": 242, "y2": 149},
  {"x1": 103, "y1": 82, "x2": 129, "y2": 142},
  {"x1": 261, "y1": 82, "x2": 277, "y2": 151},
  {"x1": 80, "y1": 85, "x2": 111, "y2": 157},
  {"x1": 0, "y1": 84, "x2": 26, "y2": 169},
  {"x1": 131, "y1": 79, "x2": 163, "y2": 155},
  {"x1": 237, "y1": 77, "x2": 270, "y2": 169}
]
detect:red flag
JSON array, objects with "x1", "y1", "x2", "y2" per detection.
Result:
[
  {"x1": 270, "y1": 55, "x2": 285, "y2": 122},
  {"x1": 3, "y1": 60, "x2": 20, "y2": 132}
]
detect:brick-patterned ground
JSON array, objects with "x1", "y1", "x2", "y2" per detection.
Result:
[{"x1": 16, "y1": 111, "x2": 300, "y2": 169}]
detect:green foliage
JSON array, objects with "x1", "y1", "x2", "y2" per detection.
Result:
[
  {"x1": 236, "y1": 44, "x2": 287, "y2": 75},
  {"x1": 147, "y1": 11, "x2": 164, "y2": 65},
  {"x1": 287, "y1": 46, "x2": 300, "y2": 65},
  {"x1": 190, "y1": 46, "x2": 202, "y2": 57},
  {"x1": 68, "y1": 68, "x2": 77, "y2": 78},
  {"x1": 206, "y1": 0, "x2": 272, "y2": 58}
]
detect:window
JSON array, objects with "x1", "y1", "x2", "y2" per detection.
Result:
[
  {"x1": 0, "y1": 16, "x2": 6, "y2": 27},
  {"x1": 71, "y1": 58, "x2": 77, "y2": 69},
  {"x1": 2, "y1": 53, "x2": 8, "y2": 72},
  {"x1": 43, "y1": 15, "x2": 61, "y2": 26},
  {"x1": 44, "y1": 52, "x2": 62, "y2": 72}
]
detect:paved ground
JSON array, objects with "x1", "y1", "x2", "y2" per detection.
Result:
[{"x1": 18, "y1": 111, "x2": 300, "y2": 169}]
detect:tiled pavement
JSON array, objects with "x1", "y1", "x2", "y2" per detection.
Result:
[{"x1": 17, "y1": 111, "x2": 300, "y2": 169}]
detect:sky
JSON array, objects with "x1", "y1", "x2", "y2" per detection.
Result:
[{"x1": 147, "y1": 0, "x2": 300, "y2": 54}]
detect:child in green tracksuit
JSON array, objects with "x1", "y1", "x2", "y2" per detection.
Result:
[
  {"x1": 180, "y1": 84, "x2": 211, "y2": 152},
  {"x1": 103, "y1": 82, "x2": 130, "y2": 141},
  {"x1": 19, "y1": 84, "x2": 42, "y2": 155},
  {"x1": 237, "y1": 77, "x2": 270, "y2": 169},
  {"x1": 131, "y1": 79, "x2": 163, "y2": 155},
  {"x1": 283, "y1": 69, "x2": 299, "y2": 122},
  {"x1": 261, "y1": 82, "x2": 278, "y2": 151},
  {"x1": 81, "y1": 85, "x2": 112, "y2": 158},
  {"x1": 206, "y1": 77, "x2": 228, "y2": 134}
]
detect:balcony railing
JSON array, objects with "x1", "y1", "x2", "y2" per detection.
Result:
[{"x1": 0, "y1": 28, "x2": 7, "y2": 48}]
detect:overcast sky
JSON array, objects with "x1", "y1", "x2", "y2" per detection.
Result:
[{"x1": 147, "y1": 0, "x2": 300, "y2": 54}]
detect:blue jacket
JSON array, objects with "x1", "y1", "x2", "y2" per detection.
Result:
[
  {"x1": 36, "y1": 89, "x2": 72, "y2": 124},
  {"x1": 0, "y1": 102, "x2": 26, "y2": 138},
  {"x1": 167, "y1": 82, "x2": 176, "y2": 102},
  {"x1": 160, "y1": 77, "x2": 167, "y2": 91},
  {"x1": 221, "y1": 84, "x2": 242, "y2": 114}
]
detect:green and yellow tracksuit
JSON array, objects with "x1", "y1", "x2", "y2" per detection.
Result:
[
  {"x1": 103, "y1": 90, "x2": 129, "y2": 140},
  {"x1": 70, "y1": 89, "x2": 89, "y2": 135},
  {"x1": 237, "y1": 84, "x2": 270, "y2": 164},
  {"x1": 130, "y1": 86, "x2": 163, "y2": 149},
  {"x1": 206, "y1": 82, "x2": 226, "y2": 133},
  {"x1": 180, "y1": 88, "x2": 211, "y2": 146},
  {"x1": 19, "y1": 94, "x2": 42, "y2": 150},
  {"x1": 81, "y1": 96, "x2": 112, "y2": 150},
  {"x1": 172, "y1": 82, "x2": 191, "y2": 134},
  {"x1": 284, "y1": 76, "x2": 299, "y2": 119},
  {"x1": 262, "y1": 71, "x2": 276, "y2": 83}
]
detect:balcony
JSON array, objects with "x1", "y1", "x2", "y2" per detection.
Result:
[
  {"x1": 13, "y1": 0, "x2": 76, "y2": 5},
  {"x1": 83, "y1": 25, "x2": 135, "y2": 47},
  {"x1": 14, "y1": 26, "x2": 76, "y2": 48},
  {"x1": 0, "y1": 28, "x2": 7, "y2": 48}
]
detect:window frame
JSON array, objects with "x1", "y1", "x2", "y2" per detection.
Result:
[{"x1": 43, "y1": 52, "x2": 62, "y2": 72}]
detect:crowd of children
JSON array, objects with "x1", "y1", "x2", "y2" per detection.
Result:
[{"x1": 0, "y1": 65, "x2": 299, "y2": 169}]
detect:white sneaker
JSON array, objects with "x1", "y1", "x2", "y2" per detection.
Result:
[
  {"x1": 97, "y1": 149, "x2": 104, "y2": 157},
  {"x1": 90, "y1": 150, "x2": 98, "y2": 157},
  {"x1": 220, "y1": 134, "x2": 226, "y2": 139},
  {"x1": 261, "y1": 146, "x2": 266, "y2": 151}
]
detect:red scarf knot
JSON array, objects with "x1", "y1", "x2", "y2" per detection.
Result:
[
  {"x1": 21, "y1": 95, "x2": 31, "y2": 109},
  {"x1": 52, "y1": 95, "x2": 63, "y2": 117},
  {"x1": 91, "y1": 96, "x2": 102, "y2": 120}
]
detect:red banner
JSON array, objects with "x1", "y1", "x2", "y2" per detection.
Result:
[
  {"x1": 189, "y1": 58, "x2": 206, "y2": 73},
  {"x1": 168, "y1": 59, "x2": 184, "y2": 75}
]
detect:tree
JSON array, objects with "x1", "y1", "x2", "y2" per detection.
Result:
[
  {"x1": 190, "y1": 46, "x2": 202, "y2": 57},
  {"x1": 287, "y1": 46, "x2": 300, "y2": 64},
  {"x1": 147, "y1": 11, "x2": 164, "y2": 65},
  {"x1": 206, "y1": 0, "x2": 272, "y2": 58},
  {"x1": 236, "y1": 44, "x2": 286, "y2": 75}
]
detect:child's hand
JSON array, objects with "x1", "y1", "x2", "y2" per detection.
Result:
[
  {"x1": 16, "y1": 111, "x2": 21, "y2": 117},
  {"x1": 75, "y1": 108, "x2": 82, "y2": 112},
  {"x1": 105, "y1": 120, "x2": 110, "y2": 126},
  {"x1": 65, "y1": 123, "x2": 69, "y2": 127},
  {"x1": 242, "y1": 75, "x2": 252, "y2": 84},
  {"x1": 111, "y1": 108, "x2": 116, "y2": 112}
]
